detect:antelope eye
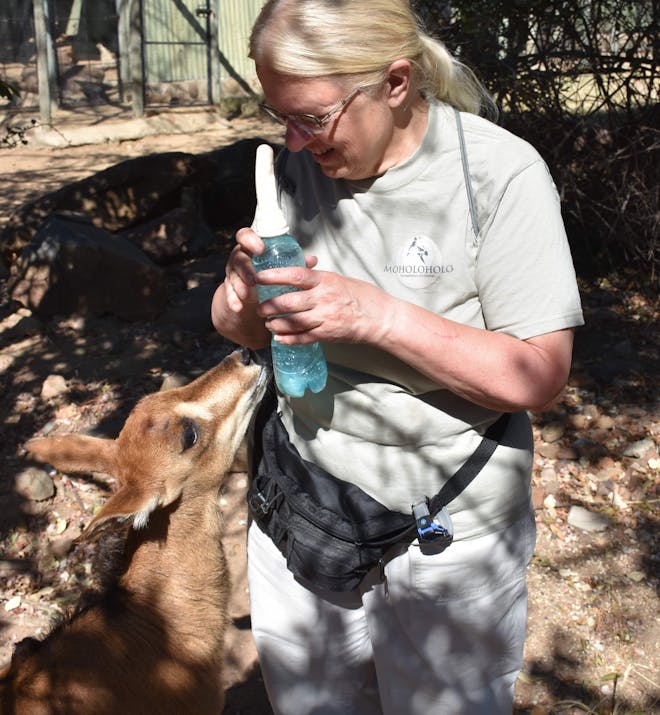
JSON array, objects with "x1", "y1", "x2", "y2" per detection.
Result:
[{"x1": 181, "y1": 418, "x2": 199, "y2": 451}]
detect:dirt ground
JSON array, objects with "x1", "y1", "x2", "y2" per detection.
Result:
[{"x1": 1, "y1": 108, "x2": 658, "y2": 714}]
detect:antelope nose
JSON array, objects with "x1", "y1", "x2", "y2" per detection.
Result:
[{"x1": 247, "y1": 348, "x2": 272, "y2": 368}]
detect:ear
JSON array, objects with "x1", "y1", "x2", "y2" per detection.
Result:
[
  {"x1": 83, "y1": 485, "x2": 158, "y2": 538},
  {"x1": 385, "y1": 59, "x2": 413, "y2": 108},
  {"x1": 26, "y1": 435, "x2": 117, "y2": 477}
]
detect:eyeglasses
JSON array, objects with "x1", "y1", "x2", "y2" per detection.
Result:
[{"x1": 259, "y1": 87, "x2": 361, "y2": 136}]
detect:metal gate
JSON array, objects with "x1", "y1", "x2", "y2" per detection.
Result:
[{"x1": 141, "y1": 0, "x2": 216, "y2": 106}]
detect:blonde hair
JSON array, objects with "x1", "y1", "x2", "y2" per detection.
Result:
[{"x1": 249, "y1": 0, "x2": 496, "y2": 117}]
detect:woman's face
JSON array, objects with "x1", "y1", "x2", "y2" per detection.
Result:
[{"x1": 256, "y1": 65, "x2": 404, "y2": 181}]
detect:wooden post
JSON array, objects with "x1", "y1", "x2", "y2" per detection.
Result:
[
  {"x1": 33, "y1": 0, "x2": 58, "y2": 123},
  {"x1": 115, "y1": 0, "x2": 130, "y2": 104},
  {"x1": 209, "y1": 0, "x2": 221, "y2": 106},
  {"x1": 128, "y1": 0, "x2": 144, "y2": 117},
  {"x1": 65, "y1": 0, "x2": 83, "y2": 36},
  {"x1": 116, "y1": 0, "x2": 127, "y2": 103}
]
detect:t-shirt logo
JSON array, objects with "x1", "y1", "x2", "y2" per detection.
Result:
[{"x1": 385, "y1": 235, "x2": 454, "y2": 289}]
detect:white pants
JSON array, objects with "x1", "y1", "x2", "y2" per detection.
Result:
[{"x1": 247, "y1": 508, "x2": 536, "y2": 715}]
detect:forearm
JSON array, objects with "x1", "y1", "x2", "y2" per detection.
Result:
[
  {"x1": 237, "y1": 268, "x2": 574, "y2": 411},
  {"x1": 211, "y1": 281, "x2": 270, "y2": 350},
  {"x1": 377, "y1": 297, "x2": 573, "y2": 413}
]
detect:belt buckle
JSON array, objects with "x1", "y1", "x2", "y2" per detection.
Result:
[
  {"x1": 412, "y1": 500, "x2": 454, "y2": 547},
  {"x1": 248, "y1": 490, "x2": 271, "y2": 516}
]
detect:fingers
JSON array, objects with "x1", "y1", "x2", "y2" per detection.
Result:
[
  {"x1": 224, "y1": 241, "x2": 258, "y2": 312},
  {"x1": 266, "y1": 311, "x2": 324, "y2": 344},
  {"x1": 258, "y1": 271, "x2": 337, "y2": 342},
  {"x1": 226, "y1": 225, "x2": 324, "y2": 330},
  {"x1": 264, "y1": 274, "x2": 386, "y2": 346},
  {"x1": 236, "y1": 227, "x2": 265, "y2": 255},
  {"x1": 224, "y1": 278, "x2": 247, "y2": 314}
]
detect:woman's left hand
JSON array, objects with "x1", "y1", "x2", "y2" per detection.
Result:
[{"x1": 254, "y1": 266, "x2": 388, "y2": 346}]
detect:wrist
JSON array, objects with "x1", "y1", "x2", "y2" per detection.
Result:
[{"x1": 360, "y1": 290, "x2": 401, "y2": 348}]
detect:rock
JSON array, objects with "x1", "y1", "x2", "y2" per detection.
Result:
[
  {"x1": 4, "y1": 596, "x2": 21, "y2": 612},
  {"x1": 41, "y1": 374, "x2": 68, "y2": 400},
  {"x1": 0, "y1": 138, "x2": 282, "y2": 333},
  {"x1": 9, "y1": 215, "x2": 168, "y2": 321},
  {"x1": 0, "y1": 138, "x2": 275, "y2": 268},
  {"x1": 567, "y1": 413, "x2": 589, "y2": 430},
  {"x1": 594, "y1": 415, "x2": 615, "y2": 430},
  {"x1": 623, "y1": 437, "x2": 655, "y2": 459},
  {"x1": 0, "y1": 152, "x2": 219, "y2": 265},
  {"x1": 583, "y1": 404, "x2": 600, "y2": 419},
  {"x1": 49, "y1": 537, "x2": 76, "y2": 559},
  {"x1": 158, "y1": 283, "x2": 216, "y2": 333},
  {"x1": 157, "y1": 252, "x2": 228, "y2": 332},
  {"x1": 541, "y1": 421, "x2": 565, "y2": 443},
  {"x1": 538, "y1": 443, "x2": 560, "y2": 459},
  {"x1": 14, "y1": 467, "x2": 56, "y2": 502},
  {"x1": 540, "y1": 466, "x2": 557, "y2": 482},
  {"x1": 0, "y1": 308, "x2": 42, "y2": 340},
  {"x1": 595, "y1": 455, "x2": 616, "y2": 471},
  {"x1": 543, "y1": 493, "x2": 558, "y2": 519},
  {"x1": 567, "y1": 505, "x2": 610, "y2": 532},
  {"x1": 118, "y1": 206, "x2": 214, "y2": 265},
  {"x1": 572, "y1": 437, "x2": 607, "y2": 461},
  {"x1": 595, "y1": 479, "x2": 615, "y2": 497},
  {"x1": 613, "y1": 339, "x2": 634, "y2": 357},
  {"x1": 621, "y1": 406, "x2": 646, "y2": 418},
  {"x1": 557, "y1": 445, "x2": 579, "y2": 460},
  {"x1": 200, "y1": 138, "x2": 273, "y2": 232},
  {"x1": 531, "y1": 485, "x2": 546, "y2": 510}
]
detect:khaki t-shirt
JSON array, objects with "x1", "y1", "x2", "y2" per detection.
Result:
[{"x1": 276, "y1": 101, "x2": 584, "y2": 539}]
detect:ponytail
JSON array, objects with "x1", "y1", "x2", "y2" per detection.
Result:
[{"x1": 418, "y1": 34, "x2": 498, "y2": 119}]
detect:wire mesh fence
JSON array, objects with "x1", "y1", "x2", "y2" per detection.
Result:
[
  {"x1": 0, "y1": 0, "x2": 123, "y2": 113},
  {"x1": 0, "y1": 6, "x2": 39, "y2": 111}
]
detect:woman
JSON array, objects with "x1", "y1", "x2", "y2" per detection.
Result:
[{"x1": 211, "y1": 1, "x2": 584, "y2": 713}]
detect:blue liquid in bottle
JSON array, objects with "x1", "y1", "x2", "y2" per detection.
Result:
[
  {"x1": 252, "y1": 233, "x2": 327, "y2": 397},
  {"x1": 251, "y1": 145, "x2": 328, "y2": 398}
]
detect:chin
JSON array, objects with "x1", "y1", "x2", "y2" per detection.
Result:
[{"x1": 319, "y1": 165, "x2": 346, "y2": 179}]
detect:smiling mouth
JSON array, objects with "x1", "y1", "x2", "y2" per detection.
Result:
[{"x1": 312, "y1": 148, "x2": 333, "y2": 159}]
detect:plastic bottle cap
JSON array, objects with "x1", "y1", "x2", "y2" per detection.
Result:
[{"x1": 251, "y1": 144, "x2": 290, "y2": 237}]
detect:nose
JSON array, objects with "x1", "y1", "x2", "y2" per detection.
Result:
[
  {"x1": 285, "y1": 121, "x2": 315, "y2": 152},
  {"x1": 250, "y1": 347, "x2": 272, "y2": 368}
]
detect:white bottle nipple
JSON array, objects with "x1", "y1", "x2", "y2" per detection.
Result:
[{"x1": 251, "y1": 144, "x2": 290, "y2": 237}]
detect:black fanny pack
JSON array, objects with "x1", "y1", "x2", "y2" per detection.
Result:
[{"x1": 247, "y1": 390, "x2": 510, "y2": 592}]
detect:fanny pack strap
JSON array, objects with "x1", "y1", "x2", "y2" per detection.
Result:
[{"x1": 427, "y1": 412, "x2": 510, "y2": 515}]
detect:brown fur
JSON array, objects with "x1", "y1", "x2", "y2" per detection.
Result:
[{"x1": 0, "y1": 350, "x2": 269, "y2": 714}]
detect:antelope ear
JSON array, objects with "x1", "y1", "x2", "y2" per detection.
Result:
[
  {"x1": 26, "y1": 435, "x2": 117, "y2": 477},
  {"x1": 83, "y1": 486, "x2": 158, "y2": 538}
]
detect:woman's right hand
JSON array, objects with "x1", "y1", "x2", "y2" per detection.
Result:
[
  {"x1": 212, "y1": 226, "x2": 319, "y2": 348},
  {"x1": 211, "y1": 228, "x2": 271, "y2": 348},
  {"x1": 222, "y1": 228, "x2": 265, "y2": 313}
]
